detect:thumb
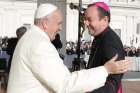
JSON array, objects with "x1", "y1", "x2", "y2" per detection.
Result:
[{"x1": 110, "y1": 54, "x2": 118, "y2": 62}]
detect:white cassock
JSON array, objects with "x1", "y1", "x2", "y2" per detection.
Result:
[{"x1": 7, "y1": 25, "x2": 108, "y2": 93}]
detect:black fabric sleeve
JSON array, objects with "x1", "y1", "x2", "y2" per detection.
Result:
[{"x1": 91, "y1": 39, "x2": 125, "y2": 93}]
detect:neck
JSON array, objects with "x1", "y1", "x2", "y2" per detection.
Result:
[
  {"x1": 100, "y1": 24, "x2": 108, "y2": 32},
  {"x1": 95, "y1": 25, "x2": 109, "y2": 37},
  {"x1": 35, "y1": 24, "x2": 46, "y2": 33}
]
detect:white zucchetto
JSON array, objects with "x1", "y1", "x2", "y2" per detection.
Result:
[{"x1": 35, "y1": 3, "x2": 58, "y2": 19}]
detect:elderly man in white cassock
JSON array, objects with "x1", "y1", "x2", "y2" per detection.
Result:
[{"x1": 7, "y1": 3, "x2": 130, "y2": 93}]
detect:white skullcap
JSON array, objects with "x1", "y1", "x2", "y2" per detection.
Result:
[{"x1": 35, "y1": 3, "x2": 58, "y2": 19}]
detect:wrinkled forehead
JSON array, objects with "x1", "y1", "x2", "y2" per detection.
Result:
[
  {"x1": 47, "y1": 9, "x2": 63, "y2": 21},
  {"x1": 54, "y1": 10, "x2": 63, "y2": 22}
]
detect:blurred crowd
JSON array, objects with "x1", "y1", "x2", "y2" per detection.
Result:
[
  {"x1": 124, "y1": 46, "x2": 140, "y2": 57},
  {"x1": 0, "y1": 36, "x2": 8, "y2": 51},
  {"x1": 1, "y1": 37, "x2": 140, "y2": 57},
  {"x1": 66, "y1": 40, "x2": 140, "y2": 57},
  {"x1": 66, "y1": 40, "x2": 92, "y2": 55}
]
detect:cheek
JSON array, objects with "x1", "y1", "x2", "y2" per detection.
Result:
[
  {"x1": 56, "y1": 25, "x2": 61, "y2": 31},
  {"x1": 51, "y1": 25, "x2": 57, "y2": 31},
  {"x1": 92, "y1": 21, "x2": 100, "y2": 28},
  {"x1": 54, "y1": 26, "x2": 58, "y2": 32},
  {"x1": 84, "y1": 20, "x2": 89, "y2": 26},
  {"x1": 52, "y1": 26, "x2": 58, "y2": 34},
  {"x1": 89, "y1": 22, "x2": 96, "y2": 29},
  {"x1": 89, "y1": 20, "x2": 96, "y2": 26}
]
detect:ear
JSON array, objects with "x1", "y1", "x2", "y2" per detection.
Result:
[
  {"x1": 104, "y1": 16, "x2": 108, "y2": 23},
  {"x1": 42, "y1": 20, "x2": 48, "y2": 30}
]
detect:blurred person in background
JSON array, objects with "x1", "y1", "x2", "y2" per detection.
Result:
[{"x1": 6, "y1": 26, "x2": 27, "y2": 73}]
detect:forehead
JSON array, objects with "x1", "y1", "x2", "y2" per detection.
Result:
[
  {"x1": 52, "y1": 10, "x2": 63, "y2": 21},
  {"x1": 85, "y1": 5, "x2": 99, "y2": 17}
]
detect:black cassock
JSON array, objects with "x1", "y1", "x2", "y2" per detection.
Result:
[{"x1": 87, "y1": 26, "x2": 125, "y2": 93}]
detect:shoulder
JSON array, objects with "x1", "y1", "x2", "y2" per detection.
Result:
[
  {"x1": 103, "y1": 28, "x2": 121, "y2": 43},
  {"x1": 102, "y1": 28, "x2": 123, "y2": 49}
]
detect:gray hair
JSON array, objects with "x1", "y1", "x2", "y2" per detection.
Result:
[{"x1": 34, "y1": 14, "x2": 52, "y2": 25}]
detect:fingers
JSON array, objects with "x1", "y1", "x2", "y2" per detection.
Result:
[
  {"x1": 104, "y1": 58, "x2": 131, "y2": 74},
  {"x1": 110, "y1": 54, "x2": 118, "y2": 62},
  {"x1": 116, "y1": 66, "x2": 129, "y2": 74},
  {"x1": 115, "y1": 60, "x2": 131, "y2": 74},
  {"x1": 116, "y1": 69, "x2": 128, "y2": 74},
  {"x1": 117, "y1": 60, "x2": 131, "y2": 68}
]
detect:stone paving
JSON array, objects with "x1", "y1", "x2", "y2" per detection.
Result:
[{"x1": 122, "y1": 81, "x2": 140, "y2": 93}]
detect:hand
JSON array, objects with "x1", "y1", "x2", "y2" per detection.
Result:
[{"x1": 104, "y1": 55, "x2": 131, "y2": 74}]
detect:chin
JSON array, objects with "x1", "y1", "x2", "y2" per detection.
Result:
[
  {"x1": 89, "y1": 32, "x2": 95, "y2": 36},
  {"x1": 49, "y1": 37, "x2": 54, "y2": 41},
  {"x1": 92, "y1": 31, "x2": 99, "y2": 36}
]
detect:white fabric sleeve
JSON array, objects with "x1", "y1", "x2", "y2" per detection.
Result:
[
  {"x1": 29, "y1": 42, "x2": 108, "y2": 93},
  {"x1": 69, "y1": 66, "x2": 108, "y2": 93}
]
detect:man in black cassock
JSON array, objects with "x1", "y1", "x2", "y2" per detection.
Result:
[{"x1": 85, "y1": 2, "x2": 125, "y2": 93}]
